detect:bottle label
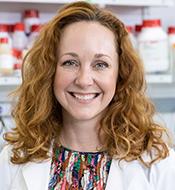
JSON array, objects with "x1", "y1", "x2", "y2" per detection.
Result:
[
  {"x1": 0, "y1": 54, "x2": 13, "y2": 75},
  {"x1": 139, "y1": 39, "x2": 169, "y2": 73}
]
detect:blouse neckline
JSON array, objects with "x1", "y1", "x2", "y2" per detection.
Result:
[{"x1": 59, "y1": 145, "x2": 106, "y2": 155}]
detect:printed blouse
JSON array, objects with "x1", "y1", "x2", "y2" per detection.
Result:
[{"x1": 48, "y1": 145, "x2": 112, "y2": 190}]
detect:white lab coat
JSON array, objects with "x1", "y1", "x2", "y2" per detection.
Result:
[{"x1": 0, "y1": 145, "x2": 175, "y2": 190}]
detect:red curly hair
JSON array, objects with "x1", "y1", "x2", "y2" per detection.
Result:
[{"x1": 5, "y1": 1, "x2": 169, "y2": 166}]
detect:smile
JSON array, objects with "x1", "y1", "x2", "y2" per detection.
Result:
[{"x1": 68, "y1": 92, "x2": 101, "y2": 101}]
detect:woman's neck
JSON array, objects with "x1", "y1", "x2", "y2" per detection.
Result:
[{"x1": 60, "y1": 119, "x2": 102, "y2": 152}]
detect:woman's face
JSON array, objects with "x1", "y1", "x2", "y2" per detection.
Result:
[{"x1": 54, "y1": 21, "x2": 119, "y2": 122}]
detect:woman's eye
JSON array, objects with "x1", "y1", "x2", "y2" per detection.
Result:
[
  {"x1": 62, "y1": 60, "x2": 78, "y2": 67},
  {"x1": 94, "y1": 62, "x2": 109, "y2": 70}
]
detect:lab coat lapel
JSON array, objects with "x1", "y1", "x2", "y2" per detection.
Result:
[
  {"x1": 122, "y1": 160, "x2": 152, "y2": 190},
  {"x1": 21, "y1": 152, "x2": 151, "y2": 190},
  {"x1": 105, "y1": 158, "x2": 152, "y2": 190},
  {"x1": 105, "y1": 159, "x2": 124, "y2": 190},
  {"x1": 22, "y1": 158, "x2": 51, "y2": 190}
]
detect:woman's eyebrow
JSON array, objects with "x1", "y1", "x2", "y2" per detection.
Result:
[
  {"x1": 60, "y1": 52, "x2": 79, "y2": 58},
  {"x1": 60, "y1": 52, "x2": 112, "y2": 60},
  {"x1": 94, "y1": 53, "x2": 112, "y2": 60}
]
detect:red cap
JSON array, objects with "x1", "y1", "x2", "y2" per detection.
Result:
[
  {"x1": 126, "y1": 26, "x2": 133, "y2": 33},
  {"x1": 14, "y1": 23, "x2": 25, "y2": 31},
  {"x1": 12, "y1": 48, "x2": 22, "y2": 58},
  {"x1": 13, "y1": 48, "x2": 22, "y2": 70},
  {"x1": 0, "y1": 24, "x2": 8, "y2": 32},
  {"x1": 135, "y1": 24, "x2": 142, "y2": 33},
  {"x1": 7, "y1": 24, "x2": 14, "y2": 33},
  {"x1": 142, "y1": 19, "x2": 161, "y2": 27},
  {"x1": 0, "y1": 37, "x2": 8, "y2": 43},
  {"x1": 14, "y1": 63, "x2": 22, "y2": 70},
  {"x1": 31, "y1": 24, "x2": 40, "y2": 32},
  {"x1": 24, "y1": 10, "x2": 39, "y2": 18},
  {"x1": 168, "y1": 26, "x2": 175, "y2": 34}
]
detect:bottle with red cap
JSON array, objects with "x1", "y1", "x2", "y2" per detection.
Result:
[
  {"x1": 23, "y1": 9, "x2": 40, "y2": 35},
  {"x1": 7, "y1": 24, "x2": 14, "y2": 38},
  {"x1": 135, "y1": 24, "x2": 142, "y2": 38},
  {"x1": 0, "y1": 37, "x2": 13, "y2": 76},
  {"x1": 138, "y1": 19, "x2": 169, "y2": 73},
  {"x1": 12, "y1": 49, "x2": 22, "y2": 77},
  {"x1": 12, "y1": 22, "x2": 28, "y2": 51},
  {"x1": 168, "y1": 26, "x2": 175, "y2": 76},
  {"x1": 27, "y1": 24, "x2": 40, "y2": 49},
  {"x1": 0, "y1": 24, "x2": 12, "y2": 46}
]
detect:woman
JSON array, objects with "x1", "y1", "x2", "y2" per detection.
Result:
[{"x1": 0, "y1": 1, "x2": 175, "y2": 190}]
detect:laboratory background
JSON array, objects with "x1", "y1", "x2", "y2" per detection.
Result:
[{"x1": 0, "y1": 0, "x2": 175, "y2": 150}]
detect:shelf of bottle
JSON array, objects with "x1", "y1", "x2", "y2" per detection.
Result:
[
  {"x1": 147, "y1": 83, "x2": 175, "y2": 99},
  {"x1": 0, "y1": 74, "x2": 173, "y2": 86},
  {"x1": 0, "y1": 0, "x2": 173, "y2": 6},
  {"x1": 146, "y1": 74, "x2": 173, "y2": 83},
  {"x1": 0, "y1": 75, "x2": 175, "y2": 99},
  {"x1": 0, "y1": 77, "x2": 21, "y2": 86}
]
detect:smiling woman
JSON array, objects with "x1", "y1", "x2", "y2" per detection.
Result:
[
  {"x1": 0, "y1": 1, "x2": 175, "y2": 190},
  {"x1": 54, "y1": 21, "x2": 118, "y2": 123}
]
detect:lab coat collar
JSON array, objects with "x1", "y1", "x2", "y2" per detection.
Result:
[
  {"x1": 22, "y1": 158, "x2": 51, "y2": 190},
  {"x1": 21, "y1": 158, "x2": 124, "y2": 190},
  {"x1": 21, "y1": 157, "x2": 151, "y2": 190},
  {"x1": 105, "y1": 159, "x2": 124, "y2": 190}
]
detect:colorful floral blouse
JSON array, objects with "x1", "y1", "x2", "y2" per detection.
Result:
[{"x1": 48, "y1": 145, "x2": 112, "y2": 190}]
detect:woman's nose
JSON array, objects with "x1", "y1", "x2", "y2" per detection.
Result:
[{"x1": 75, "y1": 67, "x2": 94, "y2": 88}]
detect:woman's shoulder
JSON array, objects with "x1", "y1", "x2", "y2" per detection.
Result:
[
  {"x1": 0, "y1": 145, "x2": 52, "y2": 189},
  {"x1": 0, "y1": 145, "x2": 22, "y2": 189},
  {"x1": 149, "y1": 148, "x2": 175, "y2": 189},
  {"x1": 152, "y1": 148, "x2": 175, "y2": 168},
  {"x1": 112, "y1": 147, "x2": 175, "y2": 171},
  {"x1": 0, "y1": 144, "x2": 15, "y2": 165},
  {"x1": 143, "y1": 147, "x2": 175, "y2": 177},
  {"x1": 132, "y1": 148, "x2": 175, "y2": 179},
  {"x1": 110, "y1": 148, "x2": 175, "y2": 190},
  {"x1": 0, "y1": 144, "x2": 22, "y2": 173}
]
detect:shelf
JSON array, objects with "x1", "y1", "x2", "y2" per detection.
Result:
[
  {"x1": 0, "y1": 76, "x2": 175, "y2": 99},
  {"x1": 0, "y1": 74, "x2": 174, "y2": 86},
  {"x1": 146, "y1": 74, "x2": 173, "y2": 83},
  {"x1": 147, "y1": 83, "x2": 175, "y2": 99},
  {"x1": 0, "y1": 0, "x2": 173, "y2": 13},
  {"x1": 153, "y1": 98, "x2": 175, "y2": 112},
  {"x1": 0, "y1": 77, "x2": 21, "y2": 86},
  {"x1": 110, "y1": 0, "x2": 174, "y2": 6},
  {"x1": 0, "y1": 103, "x2": 12, "y2": 117},
  {"x1": 0, "y1": 0, "x2": 173, "y2": 6},
  {"x1": 0, "y1": 0, "x2": 67, "y2": 3}
]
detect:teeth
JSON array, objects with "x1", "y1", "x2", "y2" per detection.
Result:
[{"x1": 73, "y1": 93, "x2": 97, "y2": 100}]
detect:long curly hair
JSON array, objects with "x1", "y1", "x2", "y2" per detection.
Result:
[{"x1": 5, "y1": 1, "x2": 169, "y2": 166}]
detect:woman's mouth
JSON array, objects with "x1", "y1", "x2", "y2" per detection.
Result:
[{"x1": 68, "y1": 92, "x2": 101, "y2": 101}]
